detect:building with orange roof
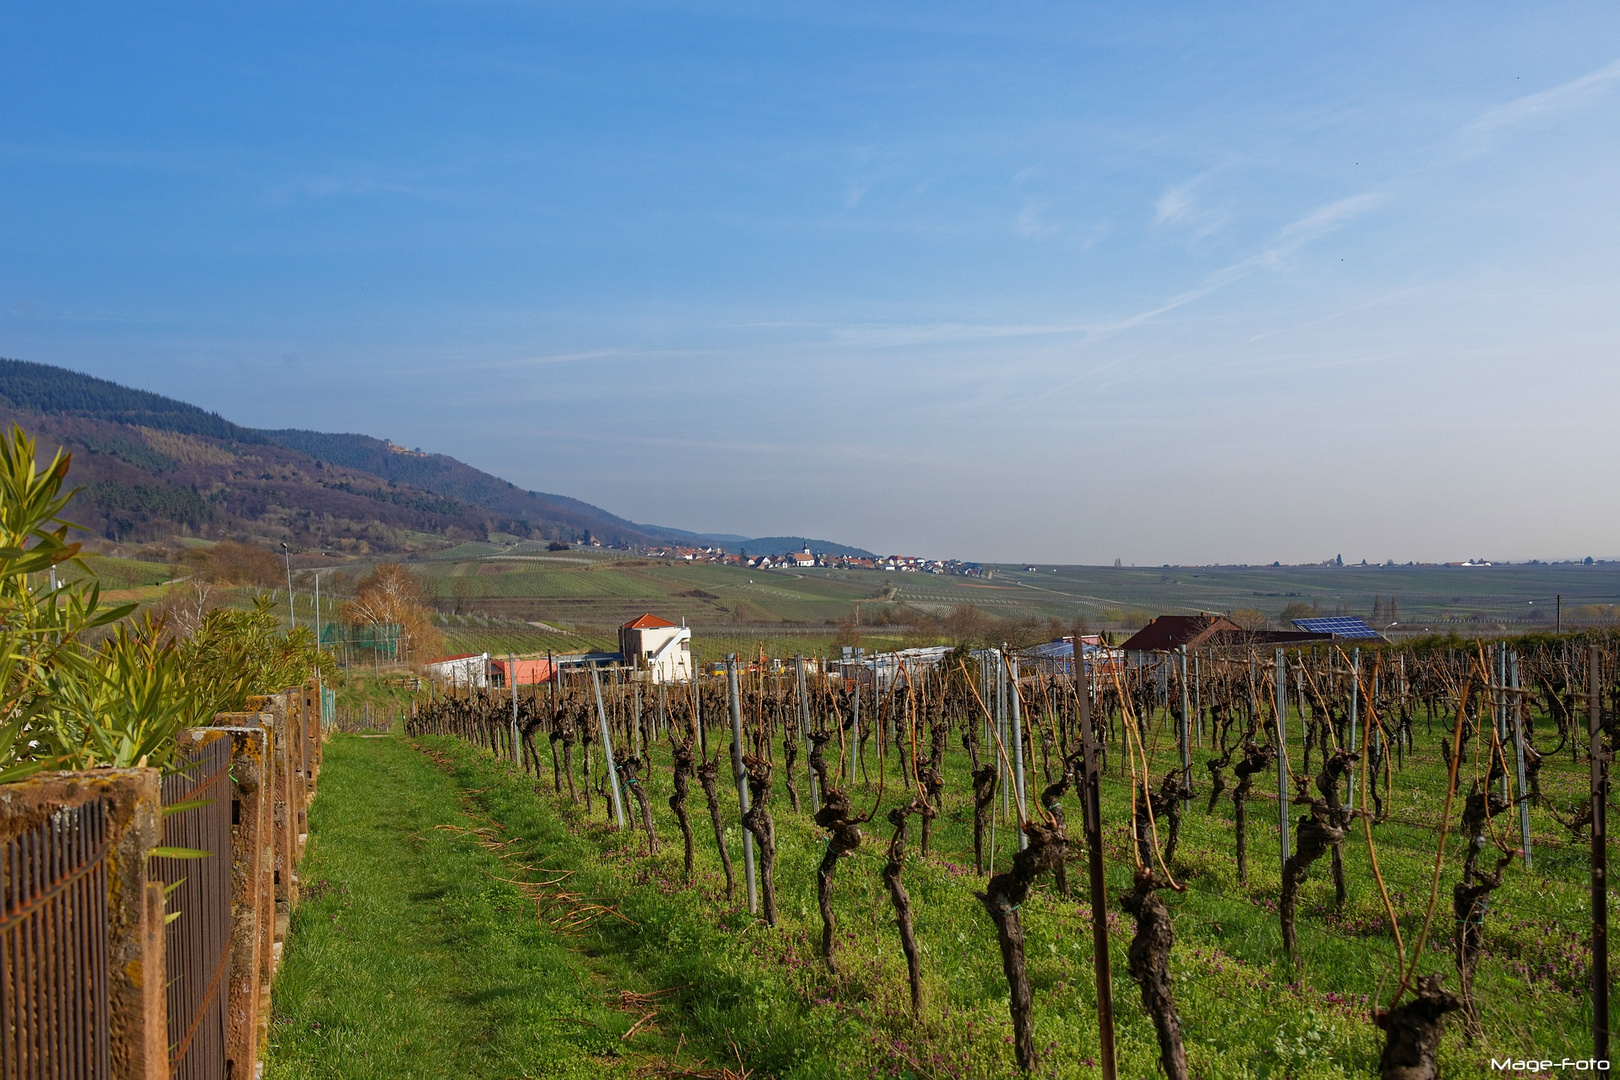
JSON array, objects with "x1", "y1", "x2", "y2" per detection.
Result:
[{"x1": 618, "y1": 613, "x2": 693, "y2": 683}]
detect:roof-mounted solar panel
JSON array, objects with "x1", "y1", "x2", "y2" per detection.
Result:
[{"x1": 1291, "y1": 616, "x2": 1382, "y2": 638}]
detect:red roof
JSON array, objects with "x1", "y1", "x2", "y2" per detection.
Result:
[
  {"x1": 622, "y1": 614, "x2": 676, "y2": 630},
  {"x1": 1119, "y1": 614, "x2": 1241, "y2": 652}
]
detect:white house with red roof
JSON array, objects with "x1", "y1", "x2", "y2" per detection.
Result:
[
  {"x1": 618, "y1": 614, "x2": 693, "y2": 683},
  {"x1": 423, "y1": 652, "x2": 490, "y2": 687}
]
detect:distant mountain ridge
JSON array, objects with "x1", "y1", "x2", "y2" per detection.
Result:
[{"x1": 0, "y1": 358, "x2": 874, "y2": 557}]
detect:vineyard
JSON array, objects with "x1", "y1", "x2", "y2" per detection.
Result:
[{"x1": 263, "y1": 635, "x2": 1616, "y2": 1078}]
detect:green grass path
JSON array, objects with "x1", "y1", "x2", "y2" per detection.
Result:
[{"x1": 263, "y1": 735, "x2": 695, "y2": 1079}]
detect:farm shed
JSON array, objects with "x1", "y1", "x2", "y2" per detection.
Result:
[
  {"x1": 489, "y1": 655, "x2": 555, "y2": 688},
  {"x1": 1021, "y1": 636, "x2": 1123, "y2": 678},
  {"x1": 1122, "y1": 614, "x2": 1330, "y2": 665},
  {"x1": 1120, "y1": 614, "x2": 1244, "y2": 660},
  {"x1": 423, "y1": 652, "x2": 489, "y2": 688}
]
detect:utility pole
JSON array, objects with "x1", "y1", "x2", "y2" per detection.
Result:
[
  {"x1": 312, "y1": 567, "x2": 328, "y2": 729},
  {"x1": 313, "y1": 569, "x2": 324, "y2": 651},
  {"x1": 281, "y1": 542, "x2": 295, "y2": 629}
]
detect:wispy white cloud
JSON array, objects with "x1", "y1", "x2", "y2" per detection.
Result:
[
  {"x1": 1150, "y1": 168, "x2": 1236, "y2": 246},
  {"x1": 1464, "y1": 57, "x2": 1620, "y2": 146},
  {"x1": 1154, "y1": 181, "x2": 1193, "y2": 224},
  {"x1": 1267, "y1": 190, "x2": 1386, "y2": 252},
  {"x1": 1014, "y1": 196, "x2": 1061, "y2": 239},
  {"x1": 1114, "y1": 59, "x2": 1620, "y2": 345}
]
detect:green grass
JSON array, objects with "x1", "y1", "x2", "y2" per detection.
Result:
[
  {"x1": 263, "y1": 735, "x2": 720, "y2": 1079},
  {"x1": 386, "y1": 689, "x2": 1603, "y2": 1079},
  {"x1": 71, "y1": 553, "x2": 174, "y2": 589},
  {"x1": 391, "y1": 552, "x2": 1620, "y2": 639},
  {"x1": 966, "y1": 562, "x2": 1620, "y2": 629},
  {"x1": 325, "y1": 671, "x2": 421, "y2": 730},
  {"x1": 434, "y1": 616, "x2": 615, "y2": 657},
  {"x1": 269, "y1": 668, "x2": 1607, "y2": 1078}
]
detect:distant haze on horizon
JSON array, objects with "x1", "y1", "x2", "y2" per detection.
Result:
[{"x1": 3, "y1": 5, "x2": 1618, "y2": 565}]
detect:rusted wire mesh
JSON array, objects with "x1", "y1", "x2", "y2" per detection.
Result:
[
  {"x1": 155, "y1": 736, "x2": 234, "y2": 1080},
  {"x1": 1, "y1": 799, "x2": 113, "y2": 1079}
]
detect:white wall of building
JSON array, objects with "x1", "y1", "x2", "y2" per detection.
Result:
[{"x1": 621, "y1": 625, "x2": 693, "y2": 683}]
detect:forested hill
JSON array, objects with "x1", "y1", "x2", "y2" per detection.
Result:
[
  {"x1": 0, "y1": 357, "x2": 260, "y2": 442},
  {"x1": 0, "y1": 358, "x2": 872, "y2": 557},
  {"x1": 257, "y1": 428, "x2": 663, "y2": 545},
  {"x1": 0, "y1": 358, "x2": 674, "y2": 550}
]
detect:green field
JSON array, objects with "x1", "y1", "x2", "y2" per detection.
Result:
[
  {"x1": 412, "y1": 550, "x2": 1620, "y2": 635},
  {"x1": 70, "y1": 553, "x2": 175, "y2": 590},
  {"x1": 386, "y1": 551, "x2": 1620, "y2": 661},
  {"x1": 956, "y1": 562, "x2": 1620, "y2": 630},
  {"x1": 78, "y1": 542, "x2": 1620, "y2": 666}
]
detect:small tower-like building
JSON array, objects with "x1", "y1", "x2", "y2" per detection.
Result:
[{"x1": 618, "y1": 614, "x2": 693, "y2": 683}]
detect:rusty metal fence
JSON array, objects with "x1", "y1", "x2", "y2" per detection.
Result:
[
  {"x1": 0, "y1": 799, "x2": 113, "y2": 1080},
  {"x1": 155, "y1": 734, "x2": 233, "y2": 1080},
  {"x1": 0, "y1": 689, "x2": 318, "y2": 1080}
]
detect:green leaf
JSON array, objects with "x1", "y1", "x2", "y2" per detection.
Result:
[
  {"x1": 161, "y1": 796, "x2": 214, "y2": 816},
  {"x1": 149, "y1": 846, "x2": 211, "y2": 860}
]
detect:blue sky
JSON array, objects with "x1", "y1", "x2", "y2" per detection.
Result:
[{"x1": 3, "y1": 4, "x2": 1619, "y2": 563}]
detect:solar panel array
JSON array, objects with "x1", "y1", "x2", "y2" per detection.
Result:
[{"x1": 1292, "y1": 616, "x2": 1383, "y2": 638}]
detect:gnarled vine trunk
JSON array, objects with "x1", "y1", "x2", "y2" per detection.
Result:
[
  {"x1": 741, "y1": 753, "x2": 778, "y2": 925},
  {"x1": 668, "y1": 738, "x2": 695, "y2": 877},
  {"x1": 695, "y1": 756, "x2": 735, "y2": 901},
  {"x1": 618, "y1": 754, "x2": 659, "y2": 854},
  {"x1": 1315, "y1": 748, "x2": 1354, "y2": 907},
  {"x1": 1454, "y1": 851, "x2": 1512, "y2": 1039},
  {"x1": 972, "y1": 763, "x2": 997, "y2": 874},
  {"x1": 1232, "y1": 742, "x2": 1274, "y2": 886},
  {"x1": 1374, "y1": 975, "x2": 1461, "y2": 1080},
  {"x1": 557, "y1": 726, "x2": 578, "y2": 804},
  {"x1": 810, "y1": 733, "x2": 861, "y2": 968},
  {"x1": 1280, "y1": 799, "x2": 1343, "y2": 964},
  {"x1": 1122, "y1": 870, "x2": 1188, "y2": 1080},
  {"x1": 882, "y1": 800, "x2": 925, "y2": 1017},
  {"x1": 977, "y1": 821, "x2": 1066, "y2": 1073}
]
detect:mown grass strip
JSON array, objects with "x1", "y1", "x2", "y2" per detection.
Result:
[{"x1": 263, "y1": 735, "x2": 706, "y2": 1080}]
